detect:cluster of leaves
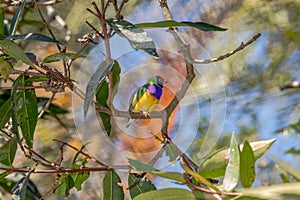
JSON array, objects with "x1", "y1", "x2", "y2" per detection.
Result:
[{"x1": 0, "y1": 1, "x2": 299, "y2": 200}]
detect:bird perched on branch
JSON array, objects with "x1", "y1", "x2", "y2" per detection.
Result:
[{"x1": 126, "y1": 75, "x2": 166, "y2": 128}]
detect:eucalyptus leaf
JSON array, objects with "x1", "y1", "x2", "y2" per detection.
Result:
[
  {"x1": 0, "y1": 138, "x2": 17, "y2": 167},
  {"x1": 128, "y1": 173, "x2": 156, "y2": 199},
  {"x1": 136, "y1": 20, "x2": 227, "y2": 32},
  {"x1": 238, "y1": 182, "x2": 300, "y2": 199},
  {"x1": 0, "y1": 98, "x2": 12, "y2": 129},
  {"x1": 95, "y1": 61, "x2": 120, "y2": 135},
  {"x1": 11, "y1": 170, "x2": 33, "y2": 200},
  {"x1": 165, "y1": 143, "x2": 179, "y2": 164},
  {"x1": 0, "y1": 9, "x2": 4, "y2": 36},
  {"x1": 240, "y1": 141, "x2": 255, "y2": 188},
  {"x1": 15, "y1": 76, "x2": 38, "y2": 148},
  {"x1": 128, "y1": 158, "x2": 157, "y2": 172},
  {"x1": 106, "y1": 18, "x2": 159, "y2": 57},
  {"x1": 9, "y1": 0, "x2": 26, "y2": 35},
  {"x1": 43, "y1": 52, "x2": 86, "y2": 63},
  {"x1": 0, "y1": 40, "x2": 35, "y2": 68},
  {"x1": 133, "y1": 188, "x2": 196, "y2": 200},
  {"x1": 102, "y1": 170, "x2": 124, "y2": 200},
  {"x1": 84, "y1": 60, "x2": 114, "y2": 117},
  {"x1": 223, "y1": 133, "x2": 240, "y2": 192},
  {"x1": 198, "y1": 139, "x2": 275, "y2": 178},
  {"x1": 6, "y1": 33, "x2": 61, "y2": 44},
  {"x1": 149, "y1": 171, "x2": 185, "y2": 183}
]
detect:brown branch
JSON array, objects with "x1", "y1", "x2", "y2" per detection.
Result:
[
  {"x1": 194, "y1": 33, "x2": 261, "y2": 64},
  {"x1": 53, "y1": 139, "x2": 109, "y2": 167},
  {"x1": 33, "y1": 0, "x2": 62, "y2": 52},
  {"x1": 0, "y1": 85, "x2": 44, "y2": 90},
  {"x1": 0, "y1": 167, "x2": 112, "y2": 174}
]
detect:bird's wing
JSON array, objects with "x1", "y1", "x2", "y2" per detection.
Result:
[{"x1": 129, "y1": 83, "x2": 149, "y2": 111}]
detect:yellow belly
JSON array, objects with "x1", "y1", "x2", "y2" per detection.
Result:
[{"x1": 133, "y1": 92, "x2": 159, "y2": 112}]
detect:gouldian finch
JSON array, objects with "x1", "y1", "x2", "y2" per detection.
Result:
[{"x1": 126, "y1": 75, "x2": 166, "y2": 128}]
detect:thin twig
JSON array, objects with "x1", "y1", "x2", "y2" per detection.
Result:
[
  {"x1": 33, "y1": 0, "x2": 62, "y2": 52},
  {"x1": 53, "y1": 139, "x2": 109, "y2": 167},
  {"x1": 0, "y1": 85, "x2": 44, "y2": 90},
  {"x1": 194, "y1": 33, "x2": 261, "y2": 64},
  {"x1": 38, "y1": 92, "x2": 56, "y2": 119},
  {"x1": 0, "y1": 167, "x2": 112, "y2": 174}
]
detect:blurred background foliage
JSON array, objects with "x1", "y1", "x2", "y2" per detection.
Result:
[{"x1": 1, "y1": 0, "x2": 300, "y2": 199}]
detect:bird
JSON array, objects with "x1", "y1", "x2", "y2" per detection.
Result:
[{"x1": 126, "y1": 75, "x2": 166, "y2": 128}]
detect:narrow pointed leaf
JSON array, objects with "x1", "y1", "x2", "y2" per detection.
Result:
[
  {"x1": 43, "y1": 52, "x2": 86, "y2": 63},
  {"x1": 0, "y1": 138, "x2": 17, "y2": 167},
  {"x1": 96, "y1": 61, "x2": 120, "y2": 135},
  {"x1": 84, "y1": 60, "x2": 114, "y2": 117},
  {"x1": 223, "y1": 133, "x2": 240, "y2": 192},
  {"x1": 240, "y1": 140, "x2": 255, "y2": 188},
  {"x1": 133, "y1": 188, "x2": 196, "y2": 200},
  {"x1": 238, "y1": 182, "x2": 300, "y2": 199},
  {"x1": 11, "y1": 170, "x2": 33, "y2": 200},
  {"x1": 102, "y1": 170, "x2": 124, "y2": 200},
  {"x1": 6, "y1": 33, "x2": 61, "y2": 44},
  {"x1": 0, "y1": 40, "x2": 35, "y2": 68},
  {"x1": 55, "y1": 174, "x2": 75, "y2": 197},
  {"x1": 107, "y1": 18, "x2": 159, "y2": 57},
  {"x1": 15, "y1": 76, "x2": 38, "y2": 148},
  {"x1": 135, "y1": 20, "x2": 227, "y2": 32},
  {"x1": 198, "y1": 139, "x2": 275, "y2": 178},
  {"x1": 128, "y1": 173, "x2": 156, "y2": 199},
  {"x1": 0, "y1": 60, "x2": 11, "y2": 80},
  {"x1": 273, "y1": 157, "x2": 300, "y2": 181},
  {"x1": 128, "y1": 158, "x2": 156, "y2": 172},
  {"x1": 0, "y1": 9, "x2": 4, "y2": 36},
  {"x1": 180, "y1": 159, "x2": 220, "y2": 193},
  {"x1": 0, "y1": 98, "x2": 12, "y2": 129},
  {"x1": 149, "y1": 171, "x2": 185, "y2": 183},
  {"x1": 165, "y1": 143, "x2": 179, "y2": 163},
  {"x1": 9, "y1": 0, "x2": 26, "y2": 35}
]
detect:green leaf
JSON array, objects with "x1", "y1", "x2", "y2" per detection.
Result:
[
  {"x1": 240, "y1": 141, "x2": 255, "y2": 188},
  {"x1": 102, "y1": 170, "x2": 124, "y2": 200},
  {"x1": 198, "y1": 139, "x2": 275, "y2": 178},
  {"x1": 238, "y1": 182, "x2": 300, "y2": 199},
  {"x1": 84, "y1": 60, "x2": 114, "y2": 117},
  {"x1": 0, "y1": 40, "x2": 35, "y2": 68},
  {"x1": 106, "y1": 18, "x2": 159, "y2": 57},
  {"x1": 27, "y1": 76, "x2": 49, "y2": 82},
  {"x1": 73, "y1": 171, "x2": 89, "y2": 191},
  {"x1": 165, "y1": 143, "x2": 179, "y2": 164},
  {"x1": 15, "y1": 76, "x2": 38, "y2": 148},
  {"x1": 273, "y1": 157, "x2": 300, "y2": 181},
  {"x1": 55, "y1": 174, "x2": 75, "y2": 197},
  {"x1": 11, "y1": 170, "x2": 33, "y2": 200},
  {"x1": 223, "y1": 133, "x2": 240, "y2": 192},
  {"x1": 135, "y1": 20, "x2": 227, "y2": 32},
  {"x1": 285, "y1": 148, "x2": 300, "y2": 155},
  {"x1": 0, "y1": 98, "x2": 12, "y2": 129},
  {"x1": 43, "y1": 52, "x2": 86, "y2": 63},
  {"x1": 6, "y1": 33, "x2": 61, "y2": 44},
  {"x1": 149, "y1": 171, "x2": 185, "y2": 183},
  {"x1": 0, "y1": 138, "x2": 17, "y2": 167},
  {"x1": 0, "y1": 9, "x2": 4, "y2": 36},
  {"x1": 0, "y1": 60, "x2": 11, "y2": 80},
  {"x1": 95, "y1": 61, "x2": 121, "y2": 135},
  {"x1": 9, "y1": 0, "x2": 26, "y2": 35},
  {"x1": 128, "y1": 158, "x2": 157, "y2": 172},
  {"x1": 133, "y1": 188, "x2": 196, "y2": 200},
  {"x1": 180, "y1": 159, "x2": 220, "y2": 193},
  {"x1": 128, "y1": 173, "x2": 156, "y2": 199}
]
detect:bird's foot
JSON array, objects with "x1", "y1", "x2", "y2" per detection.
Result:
[{"x1": 141, "y1": 111, "x2": 150, "y2": 118}]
